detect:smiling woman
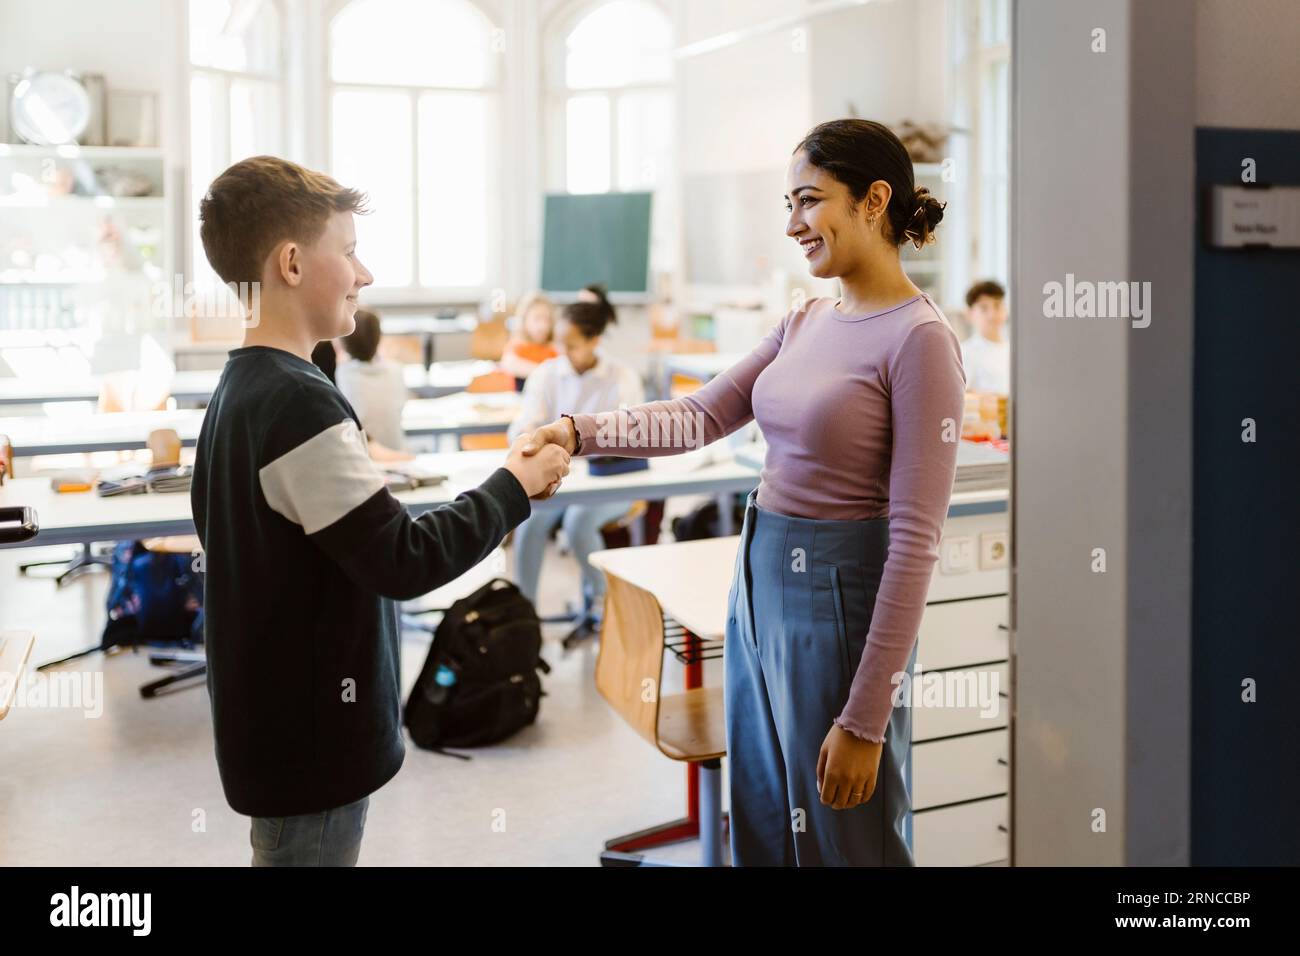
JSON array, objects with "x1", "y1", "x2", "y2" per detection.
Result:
[{"x1": 523, "y1": 117, "x2": 967, "y2": 867}]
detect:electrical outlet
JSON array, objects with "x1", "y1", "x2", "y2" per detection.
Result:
[
  {"x1": 940, "y1": 535, "x2": 975, "y2": 574},
  {"x1": 980, "y1": 531, "x2": 1009, "y2": 570}
]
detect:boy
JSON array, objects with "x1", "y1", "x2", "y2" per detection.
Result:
[
  {"x1": 960, "y1": 279, "x2": 1010, "y2": 394},
  {"x1": 191, "y1": 156, "x2": 570, "y2": 866},
  {"x1": 335, "y1": 307, "x2": 409, "y2": 459}
]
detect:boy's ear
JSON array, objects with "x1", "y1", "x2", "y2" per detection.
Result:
[{"x1": 275, "y1": 240, "x2": 303, "y2": 288}]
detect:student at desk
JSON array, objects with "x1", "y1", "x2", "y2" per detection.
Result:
[
  {"x1": 507, "y1": 299, "x2": 644, "y2": 612},
  {"x1": 521, "y1": 119, "x2": 966, "y2": 867},
  {"x1": 498, "y1": 292, "x2": 558, "y2": 390},
  {"x1": 336, "y1": 308, "x2": 412, "y2": 461}
]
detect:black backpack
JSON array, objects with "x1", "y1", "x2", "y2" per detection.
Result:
[{"x1": 404, "y1": 578, "x2": 550, "y2": 755}]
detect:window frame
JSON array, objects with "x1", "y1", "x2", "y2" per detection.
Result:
[
  {"x1": 543, "y1": 0, "x2": 673, "y2": 195},
  {"x1": 325, "y1": 0, "x2": 504, "y2": 305},
  {"x1": 187, "y1": 0, "x2": 288, "y2": 286}
]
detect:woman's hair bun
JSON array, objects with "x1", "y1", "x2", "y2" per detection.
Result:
[{"x1": 903, "y1": 186, "x2": 946, "y2": 249}]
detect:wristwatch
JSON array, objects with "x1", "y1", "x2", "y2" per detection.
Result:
[{"x1": 561, "y1": 413, "x2": 582, "y2": 455}]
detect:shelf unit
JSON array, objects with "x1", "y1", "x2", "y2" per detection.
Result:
[{"x1": 0, "y1": 142, "x2": 171, "y2": 343}]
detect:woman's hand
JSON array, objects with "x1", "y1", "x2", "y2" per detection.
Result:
[
  {"x1": 521, "y1": 417, "x2": 577, "y2": 456},
  {"x1": 816, "y1": 724, "x2": 884, "y2": 810}
]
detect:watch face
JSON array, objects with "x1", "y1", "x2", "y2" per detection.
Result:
[{"x1": 11, "y1": 71, "x2": 91, "y2": 146}]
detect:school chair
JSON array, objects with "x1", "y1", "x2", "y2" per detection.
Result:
[
  {"x1": 470, "y1": 314, "x2": 509, "y2": 362},
  {"x1": 458, "y1": 371, "x2": 515, "y2": 451},
  {"x1": 592, "y1": 567, "x2": 727, "y2": 866}
]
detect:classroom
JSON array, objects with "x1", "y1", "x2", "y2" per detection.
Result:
[{"x1": 0, "y1": 0, "x2": 1295, "y2": 888}]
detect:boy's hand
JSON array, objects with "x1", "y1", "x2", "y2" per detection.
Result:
[
  {"x1": 520, "y1": 418, "x2": 577, "y2": 456},
  {"x1": 505, "y1": 434, "x2": 571, "y2": 500}
]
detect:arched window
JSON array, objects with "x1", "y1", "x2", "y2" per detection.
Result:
[
  {"x1": 549, "y1": 0, "x2": 673, "y2": 195},
  {"x1": 329, "y1": 0, "x2": 500, "y2": 294},
  {"x1": 188, "y1": 0, "x2": 284, "y2": 286}
]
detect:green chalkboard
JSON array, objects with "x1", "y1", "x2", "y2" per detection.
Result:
[{"x1": 540, "y1": 192, "x2": 653, "y2": 294}]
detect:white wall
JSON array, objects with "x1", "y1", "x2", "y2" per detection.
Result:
[
  {"x1": 809, "y1": 0, "x2": 948, "y2": 126},
  {"x1": 0, "y1": 0, "x2": 169, "y2": 141},
  {"x1": 1195, "y1": 0, "x2": 1300, "y2": 128}
]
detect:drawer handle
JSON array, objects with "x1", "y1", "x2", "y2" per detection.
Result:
[
  {"x1": 997, "y1": 623, "x2": 1009, "y2": 631},
  {"x1": 997, "y1": 824, "x2": 1008, "y2": 833},
  {"x1": 998, "y1": 691, "x2": 1009, "y2": 698},
  {"x1": 997, "y1": 757, "x2": 1008, "y2": 766}
]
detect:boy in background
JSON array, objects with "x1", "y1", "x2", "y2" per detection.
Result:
[
  {"x1": 192, "y1": 156, "x2": 570, "y2": 866},
  {"x1": 336, "y1": 307, "x2": 410, "y2": 460},
  {"x1": 960, "y1": 280, "x2": 1010, "y2": 394}
]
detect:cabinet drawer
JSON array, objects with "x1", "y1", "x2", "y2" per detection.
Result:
[
  {"x1": 916, "y1": 595, "x2": 1008, "y2": 670},
  {"x1": 911, "y1": 662, "x2": 1009, "y2": 742},
  {"x1": 913, "y1": 795, "x2": 1008, "y2": 866},
  {"x1": 912, "y1": 729, "x2": 1008, "y2": 810}
]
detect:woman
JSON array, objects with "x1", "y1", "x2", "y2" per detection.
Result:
[
  {"x1": 522, "y1": 119, "x2": 965, "y2": 866},
  {"x1": 508, "y1": 299, "x2": 644, "y2": 610}
]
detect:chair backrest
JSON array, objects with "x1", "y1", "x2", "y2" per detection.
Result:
[
  {"x1": 593, "y1": 575, "x2": 666, "y2": 750},
  {"x1": 466, "y1": 370, "x2": 516, "y2": 394},
  {"x1": 148, "y1": 428, "x2": 181, "y2": 468},
  {"x1": 470, "y1": 317, "x2": 509, "y2": 361}
]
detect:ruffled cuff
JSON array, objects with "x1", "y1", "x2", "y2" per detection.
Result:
[{"x1": 833, "y1": 713, "x2": 887, "y2": 745}]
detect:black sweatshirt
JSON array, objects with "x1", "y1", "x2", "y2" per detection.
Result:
[{"x1": 191, "y1": 345, "x2": 530, "y2": 817}]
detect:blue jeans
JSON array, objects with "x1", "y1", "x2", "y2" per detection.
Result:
[
  {"x1": 513, "y1": 502, "x2": 632, "y2": 606},
  {"x1": 250, "y1": 795, "x2": 369, "y2": 866}
]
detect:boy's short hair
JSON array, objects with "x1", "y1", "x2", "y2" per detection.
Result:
[
  {"x1": 965, "y1": 279, "x2": 1006, "y2": 309},
  {"x1": 199, "y1": 155, "x2": 368, "y2": 287},
  {"x1": 342, "y1": 308, "x2": 382, "y2": 363}
]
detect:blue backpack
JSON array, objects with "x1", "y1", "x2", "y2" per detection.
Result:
[{"x1": 103, "y1": 541, "x2": 204, "y2": 648}]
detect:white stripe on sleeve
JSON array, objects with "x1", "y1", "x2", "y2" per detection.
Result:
[{"x1": 259, "y1": 419, "x2": 387, "y2": 534}]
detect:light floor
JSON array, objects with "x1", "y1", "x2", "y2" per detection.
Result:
[{"x1": 0, "y1": 523, "x2": 726, "y2": 867}]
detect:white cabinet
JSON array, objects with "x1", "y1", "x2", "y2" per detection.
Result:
[
  {"x1": 910, "y1": 502, "x2": 1012, "y2": 866},
  {"x1": 913, "y1": 796, "x2": 1009, "y2": 867},
  {"x1": 912, "y1": 728, "x2": 1009, "y2": 810}
]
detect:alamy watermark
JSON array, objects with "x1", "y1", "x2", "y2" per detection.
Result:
[
  {"x1": 594, "y1": 407, "x2": 707, "y2": 450},
  {"x1": 1042, "y1": 273, "x2": 1151, "y2": 328},
  {"x1": 0, "y1": 669, "x2": 104, "y2": 718},
  {"x1": 890, "y1": 663, "x2": 1001, "y2": 719},
  {"x1": 149, "y1": 274, "x2": 261, "y2": 328}
]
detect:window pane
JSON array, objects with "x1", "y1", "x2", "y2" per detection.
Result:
[
  {"x1": 418, "y1": 93, "x2": 490, "y2": 287},
  {"x1": 616, "y1": 90, "x2": 671, "y2": 191},
  {"x1": 566, "y1": 95, "x2": 610, "y2": 194},
  {"x1": 981, "y1": 0, "x2": 1010, "y2": 46},
  {"x1": 332, "y1": 90, "x2": 413, "y2": 287},
  {"x1": 229, "y1": 79, "x2": 281, "y2": 163},
  {"x1": 190, "y1": 74, "x2": 222, "y2": 287},
  {"x1": 189, "y1": 0, "x2": 280, "y2": 75},
  {"x1": 331, "y1": 0, "x2": 498, "y2": 88},
  {"x1": 566, "y1": 0, "x2": 672, "y2": 89}
]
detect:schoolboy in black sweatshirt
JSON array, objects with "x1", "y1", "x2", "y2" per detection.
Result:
[{"x1": 191, "y1": 156, "x2": 570, "y2": 865}]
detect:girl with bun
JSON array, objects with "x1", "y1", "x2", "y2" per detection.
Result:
[{"x1": 521, "y1": 119, "x2": 965, "y2": 865}]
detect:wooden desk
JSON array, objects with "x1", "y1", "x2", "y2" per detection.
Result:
[
  {"x1": 589, "y1": 536, "x2": 738, "y2": 639},
  {"x1": 0, "y1": 630, "x2": 35, "y2": 720},
  {"x1": 0, "y1": 448, "x2": 760, "y2": 548},
  {"x1": 0, "y1": 370, "x2": 220, "y2": 408},
  {"x1": 588, "y1": 537, "x2": 740, "y2": 865},
  {"x1": 0, "y1": 391, "x2": 522, "y2": 457}
]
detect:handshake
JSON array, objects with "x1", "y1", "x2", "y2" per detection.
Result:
[{"x1": 503, "y1": 416, "x2": 580, "y2": 501}]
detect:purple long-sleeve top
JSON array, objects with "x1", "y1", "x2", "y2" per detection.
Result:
[{"x1": 567, "y1": 292, "x2": 967, "y2": 743}]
